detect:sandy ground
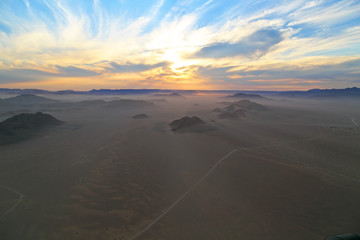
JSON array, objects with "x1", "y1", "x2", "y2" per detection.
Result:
[{"x1": 0, "y1": 94, "x2": 359, "y2": 239}]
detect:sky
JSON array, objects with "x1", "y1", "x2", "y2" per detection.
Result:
[{"x1": 0, "y1": 0, "x2": 359, "y2": 91}]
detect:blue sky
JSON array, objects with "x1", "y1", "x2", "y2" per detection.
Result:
[{"x1": 0, "y1": 0, "x2": 359, "y2": 90}]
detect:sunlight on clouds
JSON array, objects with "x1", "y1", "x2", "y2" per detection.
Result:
[{"x1": 0, "y1": 0, "x2": 359, "y2": 90}]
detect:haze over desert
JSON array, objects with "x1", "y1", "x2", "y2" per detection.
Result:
[
  {"x1": 1, "y1": 0, "x2": 360, "y2": 239},
  {"x1": 0, "y1": 89, "x2": 359, "y2": 239}
]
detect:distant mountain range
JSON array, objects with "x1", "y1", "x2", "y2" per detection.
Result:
[
  {"x1": 278, "y1": 87, "x2": 360, "y2": 98},
  {"x1": 0, "y1": 87, "x2": 359, "y2": 98}
]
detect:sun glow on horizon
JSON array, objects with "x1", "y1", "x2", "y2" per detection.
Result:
[{"x1": 0, "y1": 0, "x2": 359, "y2": 90}]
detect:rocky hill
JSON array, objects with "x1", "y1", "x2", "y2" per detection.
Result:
[
  {"x1": 169, "y1": 116, "x2": 205, "y2": 131},
  {"x1": 132, "y1": 113, "x2": 149, "y2": 119},
  {"x1": 214, "y1": 100, "x2": 268, "y2": 120},
  {"x1": 223, "y1": 100, "x2": 269, "y2": 111},
  {"x1": 0, "y1": 112, "x2": 63, "y2": 145}
]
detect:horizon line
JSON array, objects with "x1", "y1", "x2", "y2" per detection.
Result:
[{"x1": 0, "y1": 86, "x2": 359, "y2": 93}]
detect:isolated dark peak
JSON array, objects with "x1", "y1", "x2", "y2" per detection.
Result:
[
  {"x1": 132, "y1": 113, "x2": 149, "y2": 119},
  {"x1": 169, "y1": 116, "x2": 206, "y2": 131},
  {"x1": 0, "y1": 112, "x2": 62, "y2": 130},
  {"x1": 0, "y1": 112, "x2": 63, "y2": 145}
]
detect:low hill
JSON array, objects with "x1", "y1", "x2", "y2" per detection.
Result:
[
  {"x1": 3, "y1": 94, "x2": 58, "y2": 105},
  {"x1": 169, "y1": 116, "x2": 215, "y2": 132},
  {"x1": 132, "y1": 113, "x2": 149, "y2": 119},
  {"x1": 215, "y1": 100, "x2": 268, "y2": 120},
  {"x1": 169, "y1": 116, "x2": 205, "y2": 131},
  {"x1": 0, "y1": 112, "x2": 63, "y2": 145},
  {"x1": 221, "y1": 100, "x2": 269, "y2": 111},
  {"x1": 225, "y1": 92, "x2": 265, "y2": 99}
]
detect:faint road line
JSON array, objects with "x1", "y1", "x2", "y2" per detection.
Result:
[
  {"x1": 351, "y1": 118, "x2": 359, "y2": 126},
  {"x1": 0, "y1": 185, "x2": 25, "y2": 220},
  {"x1": 127, "y1": 149, "x2": 239, "y2": 240},
  {"x1": 127, "y1": 129, "x2": 334, "y2": 239}
]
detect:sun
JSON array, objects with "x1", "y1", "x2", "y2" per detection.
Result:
[{"x1": 162, "y1": 49, "x2": 198, "y2": 77}]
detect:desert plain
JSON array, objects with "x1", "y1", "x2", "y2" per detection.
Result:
[{"x1": 0, "y1": 92, "x2": 359, "y2": 240}]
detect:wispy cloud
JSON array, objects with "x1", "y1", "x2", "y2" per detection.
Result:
[
  {"x1": 56, "y1": 65, "x2": 100, "y2": 77},
  {"x1": 107, "y1": 62, "x2": 169, "y2": 73},
  {"x1": 0, "y1": 0, "x2": 359, "y2": 90},
  {"x1": 193, "y1": 29, "x2": 283, "y2": 58},
  {"x1": 196, "y1": 58, "x2": 360, "y2": 89}
]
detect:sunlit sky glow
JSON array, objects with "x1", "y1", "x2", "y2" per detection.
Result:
[{"x1": 0, "y1": 0, "x2": 359, "y2": 90}]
